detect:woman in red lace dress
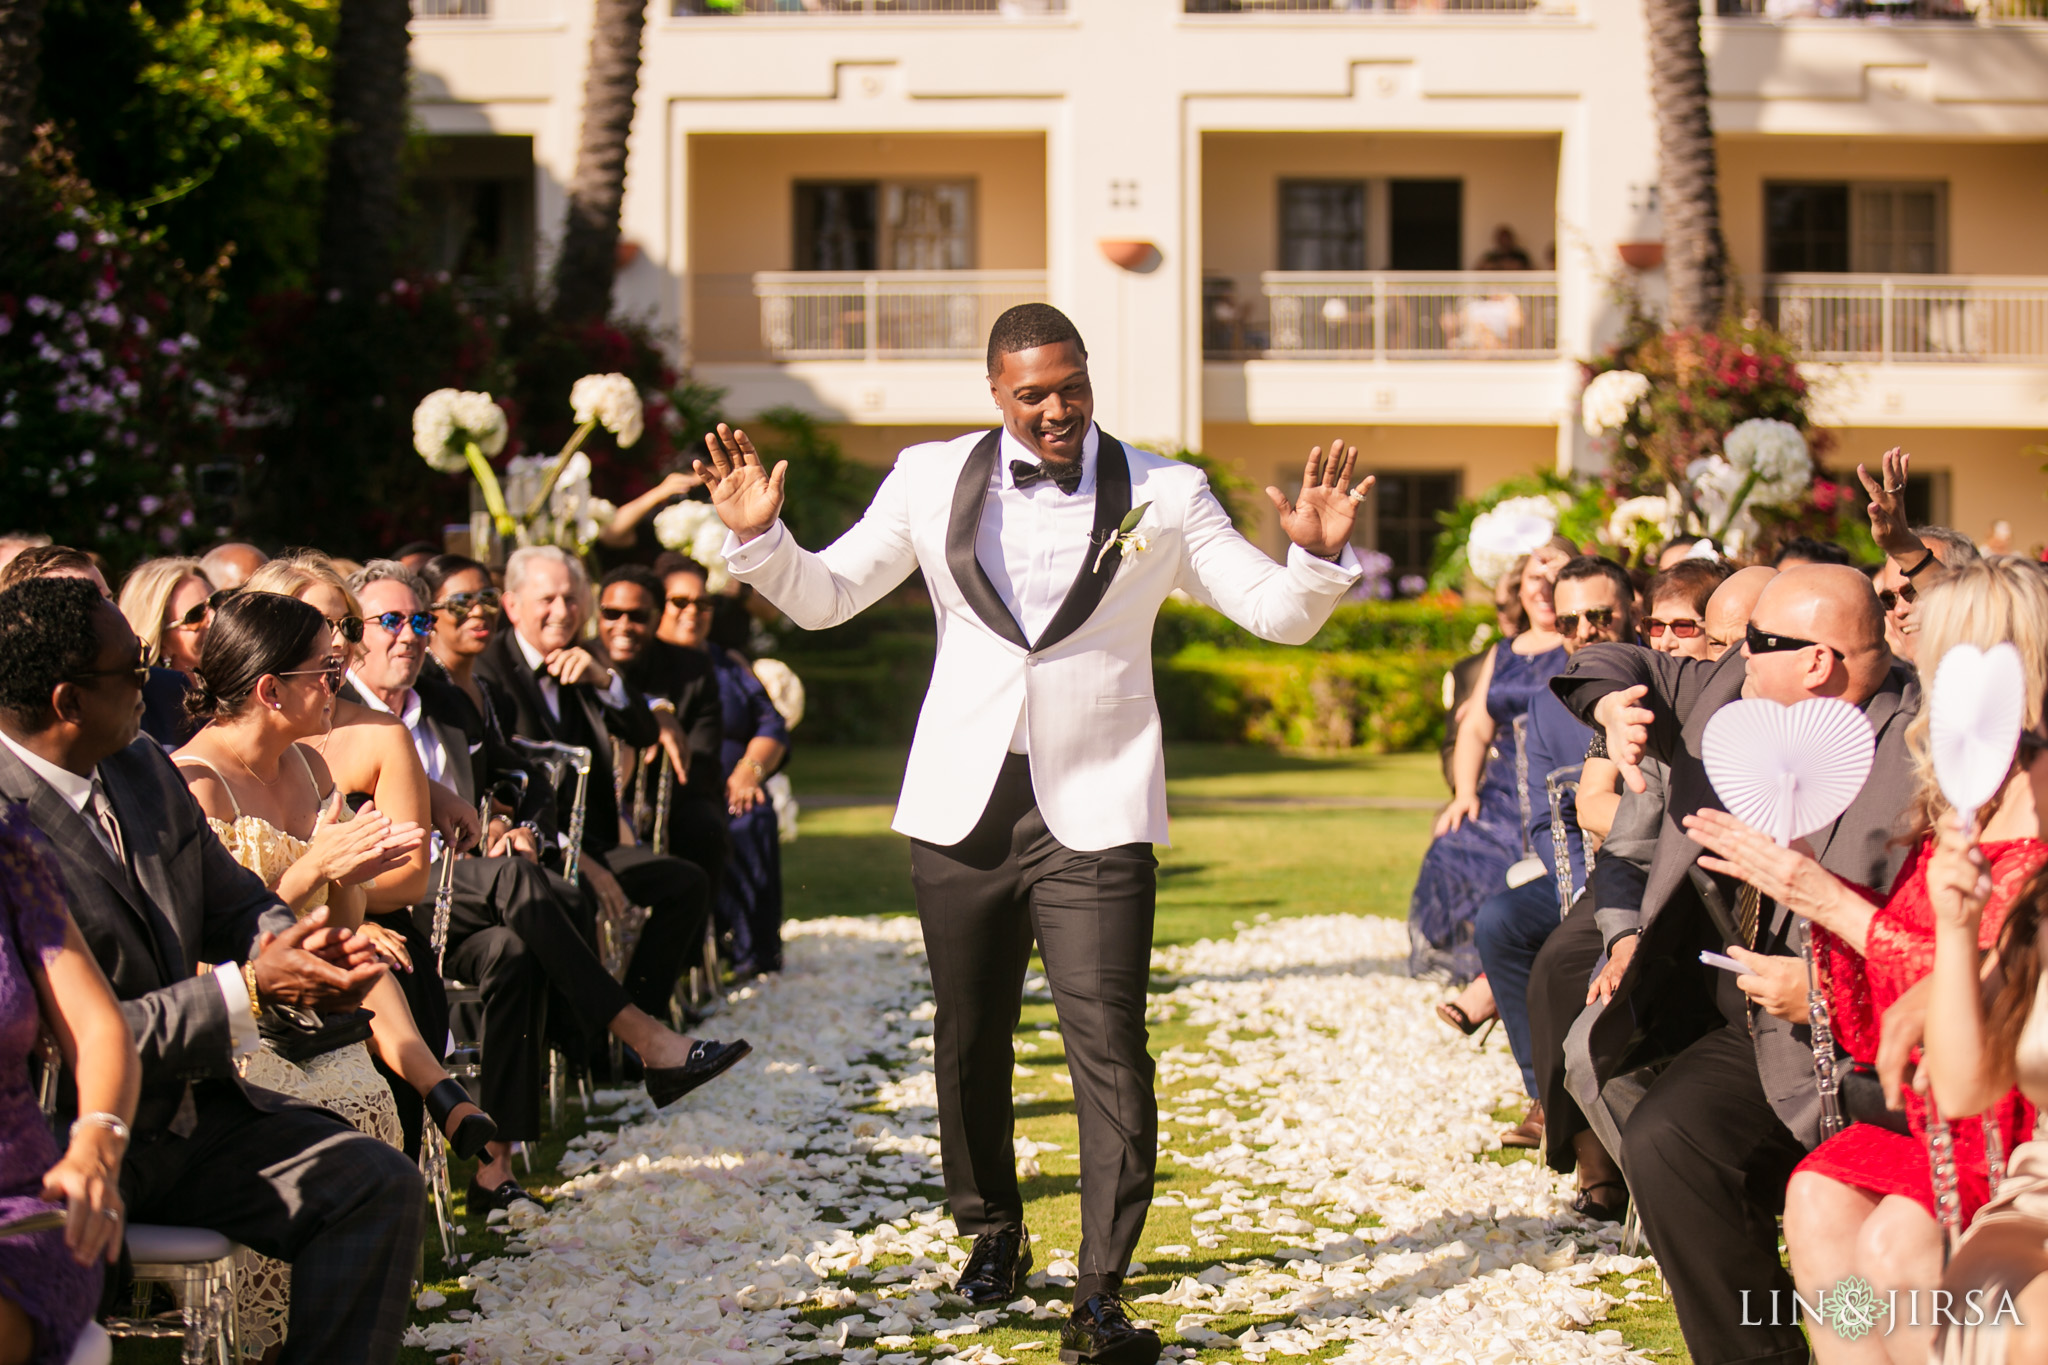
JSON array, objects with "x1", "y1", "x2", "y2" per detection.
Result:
[{"x1": 1684, "y1": 558, "x2": 2048, "y2": 1365}]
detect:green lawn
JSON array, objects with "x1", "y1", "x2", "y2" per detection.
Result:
[{"x1": 116, "y1": 742, "x2": 1685, "y2": 1363}]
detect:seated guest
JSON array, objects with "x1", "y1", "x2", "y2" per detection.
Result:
[
  {"x1": 0, "y1": 537, "x2": 48, "y2": 574},
  {"x1": 197, "y1": 542, "x2": 268, "y2": 592},
  {"x1": 0, "y1": 577, "x2": 423, "y2": 1365},
  {"x1": 390, "y1": 542, "x2": 440, "y2": 576},
  {"x1": 0, "y1": 809, "x2": 138, "y2": 1365},
  {"x1": 654, "y1": 557, "x2": 791, "y2": 978},
  {"x1": 477, "y1": 548, "x2": 726, "y2": 1058},
  {"x1": 1421, "y1": 540, "x2": 1571, "y2": 1026},
  {"x1": 1475, "y1": 556, "x2": 1634, "y2": 1150},
  {"x1": 1861, "y1": 451, "x2": 1980, "y2": 667},
  {"x1": 348, "y1": 560, "x2": 746, "y2": 1204},
  {"x1": 595, "y1": 565, "x2": 728, "y2": 920},
  {"x1": 1925, "y1": 701, "x2": 2048, "y2": 1365},
  {"x1": 1688, "y1": 559, "x2": 2048, "y2": 1365},
  {"x1": 0, "y1": 547, "x2": 107, "y2": 596},
  {"x1": 1557, "y1": 564, "x2": 1918, "y2": 1365},
  {"x1": 117, "y1": 557, "x2": 212, "y2": 750},
  {"x1": 1773, "y1": 536, "x2": 1851, "y2": 569}
]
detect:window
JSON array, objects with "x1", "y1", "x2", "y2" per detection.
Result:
[
  {"x1": 1279, "y1": 181, "x2": 1367, "y2": 272},
  {"x1": 1766, "y1": 181, "x2": 1946, "y2": 273},
  {"x1": 410, "y1": 135, "x2": 536, "y2": 292},
  {"x1": 795, "y1": 180, "x2": 975, "y2": 271},
  {"x1": 1360, "y1": 470, "x2": 1461, "y2": 586},
  {"x1": 1388, "y1": 180, "x2": 1463, "y2": 271}
]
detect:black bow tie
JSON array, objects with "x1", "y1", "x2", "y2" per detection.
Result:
[{"x1": 1011, "y1": 458, "x2": 1083, "y2": 496}]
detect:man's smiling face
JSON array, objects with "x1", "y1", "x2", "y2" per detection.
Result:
[{"x1": 988, "y1": 341, "x2": 1094, "y2": 467}]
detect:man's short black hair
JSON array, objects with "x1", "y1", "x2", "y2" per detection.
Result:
[
  {"x1": 0, "y1": 577, "x2": 109, "y2": 726},
  {"x1": 1774, "y1": 536, "x2": 1851, "y2": 567},
  {"x1": 1556, "y1": 554, "x2": 1634, "y2": 604},
  {"x1": 601, "y1": 565, "x2": 665, "y2": 600},
  {"x1": 987, "y1": 303, "x2": 1087, "y2": 376}
]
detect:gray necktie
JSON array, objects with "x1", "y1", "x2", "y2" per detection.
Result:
[{"x1": 88, "y1": 781, "x2": 125, "y2": 869}]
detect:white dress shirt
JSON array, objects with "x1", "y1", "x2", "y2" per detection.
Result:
[
  {"x1": 347, "y1": 671, "x2": 448, "y2": 786},
  {"x1": 512, "y1": 629, "x2": 628, "y2": 720},
  {"x1": 0, "y1": 729, "x2": 257, "y2": 1058}
]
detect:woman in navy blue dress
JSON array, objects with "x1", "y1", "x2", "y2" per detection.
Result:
[
  {"x1": 0, "y1": 805, "x2": 139, "y2": 1365},
  {"x1": 1408, "y1": 543, "x2": 1571, "y2": 990},
  {"x1": 657, "y1": 559, "x2": 793, "y2": 978}
]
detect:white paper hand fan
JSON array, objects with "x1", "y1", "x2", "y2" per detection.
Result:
[
  {"x1": 1701, "y1": 697, "x2": 1876, "y2": 846},
  {"x1": 1930, "y1": 641, "x2": 2026, "y2": 831}
]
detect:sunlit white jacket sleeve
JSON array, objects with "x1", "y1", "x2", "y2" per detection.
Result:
[
  {"x1": 721, "y1": 461, "x2": 920, "y2": 630},
  {"x1": 1172, "y1": 475, "x2": 1361, "y2": 643}
]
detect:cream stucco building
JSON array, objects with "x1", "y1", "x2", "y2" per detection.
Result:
[{"x1": 408, "y1": 0, "x2": 2048, "y2": 572}]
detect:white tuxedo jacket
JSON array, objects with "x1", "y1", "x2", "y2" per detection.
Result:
[{"x1": 725, "y1": 428, "x2": 1360, "y2": 850}]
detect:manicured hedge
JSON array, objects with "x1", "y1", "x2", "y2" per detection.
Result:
[{"x1": 765, "y1": 597, "x2": 1473, "y2": 752}]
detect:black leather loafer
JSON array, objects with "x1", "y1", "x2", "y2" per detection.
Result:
[
  {"x1": 645, "y1": 1038, "x2": 753, "y2": 1108},
  {"x1": 954, "y1": 1224, "x2": 1032, "y2": 1306},
  {"x1": 466, "y1": 1176, "x2": 540, "y2": 1217},
  {"x1": 1060, "y1": 1295, "x2": 1161, "y2": 1365}
]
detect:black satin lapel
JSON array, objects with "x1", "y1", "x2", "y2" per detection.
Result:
[
  {"x1": 1032, "y1": 433, "x2": 1134, "y2": 653},
  {"x1": 946, "y1": 430, "x2": 1030, "y2": 650}
]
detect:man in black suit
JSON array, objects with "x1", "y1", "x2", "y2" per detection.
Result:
[
  {"x1": 1552, "y1": 564, "x2": 1919, "y2": 1365},
  {"x1": 474, "y1": 546, "x2": 747, "y2": 1103},
  {"x1": 0, "y1": 577, "x2": 423, "y2": 1365}
]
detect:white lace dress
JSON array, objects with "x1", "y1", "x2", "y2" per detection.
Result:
[{"x1": 186, "y1": 758, "x2": 405, "y2": 1360}]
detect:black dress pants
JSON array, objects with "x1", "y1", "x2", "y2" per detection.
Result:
[
  {"x1": 414, "y1": 855, "x2": 639, "y2": 1141},
  {"x1": 1621, "y1": 1023, "x2": 1811, "y2": 1365},
  {"x1": 123, "y1": 1082, "x2": 423, "y2": 1365},
  {"x1": 594, "y1": 843, "x2": 712, "y2": 1021},
  {"x1": 909, "y1": 753, "x2": 1158, "y2": 1284},
  {"x1": 1528, "y1": 896, "x2": 1606, "y2": 1174}
]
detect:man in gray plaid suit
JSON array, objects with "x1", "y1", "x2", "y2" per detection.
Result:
[{"x1": 0, "y1": 576, "x2": 424, "y2": 1365}]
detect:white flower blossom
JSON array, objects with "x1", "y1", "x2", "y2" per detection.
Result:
[
  {"x1": 1721, "y1": 418, "x2": 1810, "y2": 507},
  {"x1": 1467, "y1": 495, "x2": 1559, "y2": 589},
  {"x1": 653, "y1": 499, "x2": 734, "y2": 593},
  {"x1": 1580, "y1": 370, "x2": 1651, "y2": 438},
  {"x1": 413, "y1": 388, "x2": 508, "y2": 473},
  {"x1": 1605, "y1": 496, "x2": 1672, "y2": 555},
  {"x1": 571, "y1": 372, "x2": 645, "y2": 448}
]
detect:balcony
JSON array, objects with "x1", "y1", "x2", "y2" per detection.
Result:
[
  {"x1": 1184, "y1": 0, "x2": 1567, "y2": 14},
  {"x1": 674, "y1": 0, "x2": 1064, "y2": 15},
  {"x1": 1714, "y1": 0, "x2": 2045, "y2": 19},
  {"x1": 738, "y1": 270, "x2": 1047, "y2": 361},
  {"x1": 1765, "y1": 275, "x2": 2048, "y2": 363},
  {"x1": 412, "y1": 0, "x2": 489, "y2": 14},
  {"x1": 1209, "y1": 272, "x2": 1559, "y2": 360}
]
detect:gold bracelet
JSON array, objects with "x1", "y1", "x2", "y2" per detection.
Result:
[
  {"x1": 742, "y1": 756, "x2": 767, "y2": 780},
  {"x1": 241, "y1": 960, "x2": 262, "y2": 1021}
]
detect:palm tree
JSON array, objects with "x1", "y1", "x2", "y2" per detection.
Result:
[
  {"x1": 1644, "y1": 0, "x2": 1729, "y2": 329},
  {"x1": 551, "y1": 0, "x2": 648, "y2": 322},
  {"x1": 0, "y1": 0, "x2": 43, "y2": 182},
  {"x1": 318, "y1": 0, "x2": 412, "y2": 295}
]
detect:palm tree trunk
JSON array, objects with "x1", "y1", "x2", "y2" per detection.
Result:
[
  {"x1": 1645, "y1": 0, "x2": 1729, "y2": 329},
  {"x1": 551, "y1": 0, "x2": 647, "y2": 323},
  {"x1": 0, "y1": 0, "x2": 44, "y2": 183},
  {"x1": 319, "y1": 0, "x2": 412, "y2": 294}
]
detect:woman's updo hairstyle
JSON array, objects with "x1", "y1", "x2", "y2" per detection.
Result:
[{"x1": 185, "y1": 591, "x2": 329, "y2": 723}]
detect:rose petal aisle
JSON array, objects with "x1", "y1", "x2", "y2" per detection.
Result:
[{"x1": 410, "y1": 913, "x2": 1664, "y2": 1364}]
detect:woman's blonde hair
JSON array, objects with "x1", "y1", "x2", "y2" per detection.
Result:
[
  {"x1": 243, "y1": 552, "x2": 365, "y2": 660},
  {"x1": 1903, "y1": 556, "x2": 2048, "y2": 841},
  {"x1": 117, "y1": 556, "x2": 205, "y2": 665}
]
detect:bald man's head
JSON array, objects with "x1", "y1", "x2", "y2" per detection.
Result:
[
  {"x1": 1704, "y1": 566, "x2": 1776, "y2": 657},
  {"x1": 1744, "y1": 563, "x2": 1890, "y2": 705}
]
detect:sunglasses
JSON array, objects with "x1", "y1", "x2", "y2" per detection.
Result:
[
  {"x1": 1746, "y1": 622, "x2": 1846, "y2": 662},
  {"x1": 326, "y1": 614, "x2": 364, "y2": 644},
  {"x1": 1645, "y1": 617, "x2": 1704, "y2": 639},
  {"x1": 72, "y1": 658, "x2": 150, "y2": 690},
  {"x1": 1555, "y1": 607, "x2": 1619, "y2": 634},
  {"x1": 431, "y1": 589, "x2": 501, "y2": 618},
  {"x1": 600, "y1": 606, "x2": 654, "y2": 626},
  {"x1": 666, "y1": 596, "x2": 710, "y2": 613},
  {"x1": 1877, "y1": 582, "x2": 1918, "y2": 613},
  {"x1": 278, "y1": 660, "x2": 346, "y2": 694},
  {"x1": 366, "y1": 610, "x2": 433, "y2": 639}
]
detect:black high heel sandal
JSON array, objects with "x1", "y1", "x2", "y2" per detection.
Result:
[
  {"x1": 1572, "y1": 1179, "x2": 1630, "y2": 1225},
  {"x1": 425, "y1": 1078, "x2": 497, "y2": 1161}
]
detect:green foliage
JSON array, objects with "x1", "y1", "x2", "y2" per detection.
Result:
[
  {"x1": 748, "y1": 406, "x2": 885, "y2": 551},
  {"x1": 1139, "y1": 445, "x2": 1257, "y2": 530},
  {"x1": 0, "y1": 149, "x2": 229, "y2": 563},
  {"x1": 40, "y1": 0, "x2": 336, "y2": 310},
  {"x1": 1155, "y1": 645, "x2": 1454, "y2": 753},
  {"x1": 1154, "y1": 596, "x2": 1492, "y2": 655}
]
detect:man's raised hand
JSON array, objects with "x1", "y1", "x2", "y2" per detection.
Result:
[
  {"x1": 695, "y1": 423, "x2": 788, "y2": 544},
  {"x1": 1594, "y1": 684, "x2": 1654, "y2": 793},
  {"x1": 1266, "y1": 436, "x2": 1370, "y2": 561}
]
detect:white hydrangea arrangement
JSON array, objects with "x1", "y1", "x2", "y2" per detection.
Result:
[
  {"x1": 413, "y1": 388, "x2": 514, "y2": 532},
  {"x1": 1580, "y1": 370, "x2": 1650, "y2": 438},
  {"x1": 501, "y1": 450, "x2": 616, "y2": 553},
  {"x1": 1686, "y1": 418, "x2": 1812, "y2": 557},
  {"x1": 652, "y1": 499, "x2": 733, "y2": 593},
  {"x1": 1605, "y1": 494, "x2": 1673, "y2": 560},
  {"x1": 1467, "y1": 494, "x2": 1560, "y2": 589},
  {"x1": 570, "y1": 372, "x2": 644, "y2": 450}
]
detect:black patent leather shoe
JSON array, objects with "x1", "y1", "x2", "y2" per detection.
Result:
[
  {"x1": 466, "y1": 1176, "x2": 540, "y2": 1217},
  {"x1": 1060, "y1": 1295, "x2": 1161, "y2": 1365},
  {"x1": 645, "y1": 1038, "x2": 753, "y2": 1108},
  {"x1": 954, "y1": 1224, "x2": 1032, "y2": 1306}
]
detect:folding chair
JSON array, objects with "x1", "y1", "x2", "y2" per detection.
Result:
[
  {"x1": 1544, "y1": 763, "x2": 1590, "y2": 920},
  {"x1": 511, "y1": 738, "x2": 600, "y2": 1126}
]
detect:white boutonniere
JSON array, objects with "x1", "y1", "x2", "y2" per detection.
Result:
[{"x1": 1094, "y1": 502, "x2": 1153, "y2": 573}]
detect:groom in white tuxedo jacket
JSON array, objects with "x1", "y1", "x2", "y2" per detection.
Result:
[{"x1": 700, "y1": 304, "x2": 1367, "y2": 1365}]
